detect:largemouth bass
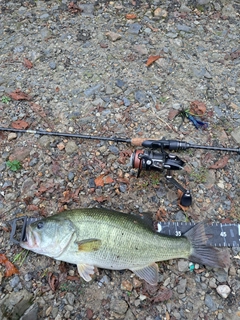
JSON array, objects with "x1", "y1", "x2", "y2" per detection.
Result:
[{"x1": 20, "y1": 208, "x2": 230, "y2": 285}]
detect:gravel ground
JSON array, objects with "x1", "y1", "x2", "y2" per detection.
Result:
[{"x1": 0, "y1": 0, "x2": 240, "y2": 319}]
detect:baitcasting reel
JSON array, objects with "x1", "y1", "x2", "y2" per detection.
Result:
[{"x1": 130, "y1": 149, "x2": 192, "y2": 207}]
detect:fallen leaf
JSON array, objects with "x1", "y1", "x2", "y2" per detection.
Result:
[
  {"x1": 147, "y1": 24, "x2": 159, "y2": 32},
  {"x1": 99, "y1": 42, "x2": 108, "y2": 48},
  {"x1": 224, "y1": 50, "x2": 240, "y2": 61},
  {"x1": 168, "y1": 108, "x2": 179, "y2": 120},
  {"x1": 68, "y1": 1, "x2": 82, "y2": 13},
  {"x1": 190, "y1": 100, "x2": 206, "y2": 115},
  {"x1": 29, "y1": 102, "x2": 47, "y2": 118},
  {"x1": 94, "y1": 196, "x2": 108, "y2": 203},
  {"x1": 48, "y1": 272, "x2": 59, "y2": 291},
  {"x1": 0, "y1": 254, "x2": 19, "y2": 277},
  {"x1": 94, "y1": 174, "x2": 105, "y2": 187},
  {"x1": 11, "y1": 120, "x2": 29, "y2": 130},
  {"x1": 63, "y1": 190, "x2": 70, "y2": 199},
  {"x1": 116, "y1": 177, "x2": 130, "y2": 184},
  {"x1": 151, "y1": 287, "x2": 172, "y2": 303},
  {"x1": 9, "y1": 89, "x2": 31, "y2": 101},
  {"x1": 35, "y1": 185, "x2": 48, "y2": 196},
  {"x1": 155, "y1": 207, "x2": 167, "y2": 221},
  {"x1": 125, "y1": 13, "x2": 137, "y2": 19},
  {"x1": 59, "y1": 262, "x2": 68, "y2": 273},
  {"x1": 23, "y1": 58, "x2": 33, "y2": 69},
  {"x1": 66, "y1": 275, "x2": 80, "y2": 281},
  {"x1": 86, "y1": 309, "x2": 93, "y2": 319},
  {"x1": 57, "y1": 142, "x2": 65, "y2": 150},
  {"x1": 194, "y1": 268, "x2": 205, "y2": 274},
  {"x1": 118, "y1": 149, "x2": 132, "y2": 164},
  {"x1": 146, "y1": 55, "x2": 161, "y2": 67},
  {"x1": 220, "y1": 218, "x2": 233, "y2": 224},
  {"x1": 209, "y1": 155, "x2": 229, "y2": 169},
  {"x1": 27, "y1": 204, "x2": 39, "y2": 211},
  {"x1": 29, "y1": 102, "x2": 54, "y2": 129},
  {"x1": 103, "y1": 175, "x2": 114, "y2": 184}
]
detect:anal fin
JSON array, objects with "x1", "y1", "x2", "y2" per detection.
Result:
[
  {"x1": 130, "y1": 262, "x2": 159, "y2": 286},
  {"x1": 77, "y1": 263, "x2": 95, "y2": 282}
]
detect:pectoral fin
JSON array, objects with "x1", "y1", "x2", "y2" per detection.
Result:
[
  {"x1": 130, "y1": 262, "x2": 159, "y2": 286},
  {"x1": 76, "y1": 238, "x2": 102, "y2": 252},
  {"x1": 77, "y1": 263, "x2": 95, "y2": 282}
]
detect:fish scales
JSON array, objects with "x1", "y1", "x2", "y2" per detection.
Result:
[
  {"x1": 20, "y1": 208, "x2": 230, "y2": 285},
  {"x1": 65, "y1": 209, "x2": 191, "y2": 268}
]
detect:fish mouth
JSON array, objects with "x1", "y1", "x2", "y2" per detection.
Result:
[{"x1": 20, "y1": 226, "x2": 39, "y2": 250}]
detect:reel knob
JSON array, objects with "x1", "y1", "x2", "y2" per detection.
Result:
[{"x1": 180, "y1": 190, "x2": 192, "y2": 207}]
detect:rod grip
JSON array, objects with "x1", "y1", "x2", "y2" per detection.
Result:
[{"x1": 130, "y1": 138, "x2": 148, "y2": 146}]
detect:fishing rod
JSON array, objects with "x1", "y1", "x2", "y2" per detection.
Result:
[
  {"x1": 1, "y1": 126, "x2": 239, "y2": 206},
  {"x1": 1, "y1": 126, "x2": 240, "y2": 152}
]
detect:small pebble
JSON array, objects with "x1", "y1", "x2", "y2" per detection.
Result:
[
  {"x1": 216, "y1": 285, "x2": 231, "y2": 299},
  {"x1": 106, "y1": 31, "x2": 122, "y2": 41},
  {"x1": 8, "y1": 133, "x2": 17, "y2": 141},
  {"x1": 68, "y1": 172, "x2": 75, "y2": 181},
  {"x1": 121, "y1": 280, "x2": 133, "y2": 291},
  {"x1": 49, "y1": 61, "x2": 56, "y2": 69}
]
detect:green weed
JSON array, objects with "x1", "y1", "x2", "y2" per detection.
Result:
[
  {"x1": 13, "y1": 250, "x2": 28, "y2": 267},
  {"x1": 6, "y1": 160, "x2": 22, "y2": 171},
  {"x1": 1, "y1": 95, "x2": 11, "y2": 104},
  {"x1": 190, "y1": 167, "x2": 208, "y2": 183}
]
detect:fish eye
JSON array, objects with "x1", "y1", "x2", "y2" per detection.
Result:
[{"x1": 37, "y1": 221, "x2": 44, "y2": 229}]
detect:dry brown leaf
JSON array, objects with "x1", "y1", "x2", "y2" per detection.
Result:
[
  {"x1": 209, "y1": 155, "x2": 229, "y2": 169},
  {"x1": 9, "y1": 89, "x2": 31, "y2": 101},
  {"x1": 23, "y1": 58, "x2": 33, "y2": 69},
  {"x1": 29, "y1": 102, "x2": 54, "y2": 129},
  {"x1": 48, "y1": 272, "x2": 59, "y2": 291},
  {"x1": 147, "y1": 24, "x2": 159, "y2": 32},
  {"x1": 190, "y1": 100, "x2": 207, "y2": 115},
  {"x1": 0, "y1": 254, "x2": 19, "y2": 277},
  {"x1": 125, "y1": 13, "x2": 137, "y2": 19},
  {"x1": 94, "y1": 196, "x2": 108, "y2": 203},
  {"x1": 103, "y1": 175, "x2": 114, "y2": 184},
  {"x1": 29, "y1": 102, "x2": 47, "y2": 118},
  {"x1": 57, "y1": 142, "x2": 65, "y2": 151},
  {"x1": 66, "y1": 275, "x2": 80, "y2": 281},
  {"x1": 59, "y1": 262, "x2": 68, "y2": 273},
  {"x1": 27, "y1": 204, "x2": 39, "y2": 211},
  {"x1": 68, "y1": 1, "x2": 82, "y2": 13},
  {"x1": 118, "y1": 149, "x2": 132, "y2": 164},
  {"x1": 155, "y1": 207, "x2": 167, "y2": 221},
  {"x1": 11, "y1": 120, "x2": 29, "y2": 130},
  {"x1": 168, "y1": 108, "x2": 179, "y2": 120},
  {"x1": 146, "y1": 55, "x2": 161, "y2": 67},
  {"x1": 94, "y1": 174, "x2": 105, "y2": 187},
  {"x1": 151, "y1": 287, "x2": 172, "y2": 303},
  {"x1": 116, "y1": 177, "x2": 130, "y2": 184},
  {"x1": 194, "y1": 268, "x2": 206, "y2": 274}
]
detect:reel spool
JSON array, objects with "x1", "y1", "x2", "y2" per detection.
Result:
[{"x1": 130, "y1": 149, "x2": 192, "y2": 207}]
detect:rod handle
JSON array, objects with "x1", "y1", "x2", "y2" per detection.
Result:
[{"x1": 130, "y1": 138, "x2": 149, "y2": 146}]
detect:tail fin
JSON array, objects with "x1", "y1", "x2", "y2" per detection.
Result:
[{"x1": 184, "y1": 222, "x2": 230, "y2": 269}]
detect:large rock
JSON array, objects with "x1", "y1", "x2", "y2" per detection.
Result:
[{"x1": 0, "y1": 289, "x2": 33, "y2": 320}]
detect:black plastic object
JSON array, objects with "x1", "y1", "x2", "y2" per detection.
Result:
[
  {"x1": 180, "y1": 191, "x2": 192, "y2": 207},
  {"x1": 7, "y1": 216, "x2": 41, "y2": 244}
]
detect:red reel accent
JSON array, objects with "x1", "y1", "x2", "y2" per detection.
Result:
[{"x1": 132, "y1": 150, "x2": 144, "y2": 169}]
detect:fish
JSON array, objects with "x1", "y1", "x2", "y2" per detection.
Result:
[{"x1": 20, "y1": 208, "x2": 230, "y2": 285}]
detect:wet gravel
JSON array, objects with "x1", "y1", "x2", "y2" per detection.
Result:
[{"x1": 0, "y1": 0, "x2": 240, "y2": 319}]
